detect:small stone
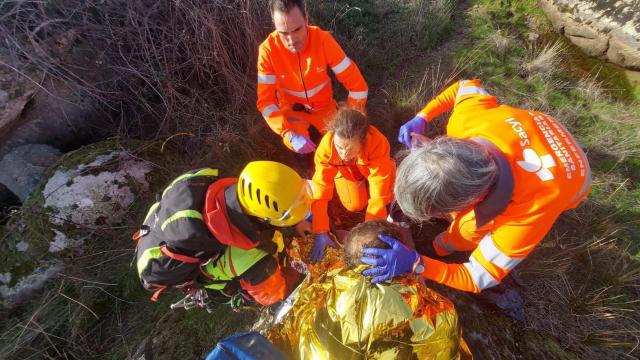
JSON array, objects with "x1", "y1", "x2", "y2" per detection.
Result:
[
  {"x1": 527, "y1": 32, "x2": 540, "y2": 42},
  {"x1": 49, "y1": 229, "x2": 83, "y2": 252},
  {"x1": 0, "y1": 272, "x2": 11, "y2": 284},
  {"x1": 0, "y1": 265, "x2": 61, "y2": 303},
  {"x1": 16, "y1": 241, "x2": 29, "y2": 252},
  {"x1": 49, "y1": 230, "x2": 68, "y2": 253}
]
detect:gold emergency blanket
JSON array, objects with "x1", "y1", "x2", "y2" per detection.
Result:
[{"x1": 269, "y1": 238, "x2": 471, "y2": 359}]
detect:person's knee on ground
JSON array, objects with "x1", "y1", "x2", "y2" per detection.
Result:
[{"x1": 335, "y1": 175, "x2": 368, "y2": 212}]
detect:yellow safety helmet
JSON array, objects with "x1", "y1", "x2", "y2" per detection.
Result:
[{"x1": 237, "y1": 161, "x2": 312, "y2": 227}]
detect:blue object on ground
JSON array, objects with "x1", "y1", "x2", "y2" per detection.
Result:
[{"x1": 205, "y1": 331, "x2": 288, "y2": 360}]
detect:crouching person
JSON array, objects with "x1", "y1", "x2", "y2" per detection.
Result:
[
  {"x1": 134, "y1": 161, "x2": 311, "y2": 308},
  {"x1": 268, "y1": 219, "x2": 470, "y2": 359},
  {"x1": 310, "y1": 108, "x2": 395, "y2": 263}
]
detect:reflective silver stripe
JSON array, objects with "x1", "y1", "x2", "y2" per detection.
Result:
[
  {"x1": 282, "y1": 80, "x2": 329, "y2": 98},
  {"x1": 572, "y1": 154, "x2": 591, "y2": 203},
  {"x1": 463, "y1": 256, "x2": 498, "y2": 290},
  {"x1": 257, "y1": 74, "x2": 276, "y2": 84},
  {"x1": 477, "y1": 234, "x2": 523, "y2": 270},
  {"x1": 456, "y1": 81, "x2": 489, "y2": 101},
  {"x1": 348, "y1": 90, "x2": 368, "y2": 100},
  {"x1": 435, "y1": 233, "x2": 457, "y2": 253},
  {"x1": 261, "y1": 104, "x2": 280, "y2": 119},
  {"x1": 567, "y1": 132, "x2": 592, "y2": 204},
  {"x1": 331, "y1": 57, "x2": 351, "y2": 74}
]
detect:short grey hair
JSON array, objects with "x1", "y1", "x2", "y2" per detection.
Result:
[{"x1": 394, "y1": 137, "x2": 498, "y2": 222}]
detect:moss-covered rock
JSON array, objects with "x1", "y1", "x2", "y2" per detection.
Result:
[{"x1": 0, "y1": 138, "x2": 164, "y2": 307}]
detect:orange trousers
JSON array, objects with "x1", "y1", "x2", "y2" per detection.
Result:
[
  {"x1": 282, "y1": 101, "x2": 337, "y2": 151},
  {"x1": 334, "y1": 174, "x2": 368, "y2": 213}
]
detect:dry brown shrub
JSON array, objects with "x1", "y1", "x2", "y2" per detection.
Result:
[
  {"x1": 522, "y1": 201, "x2": 640, "y2": 358},
  {"x1": 487, "y1": 31, "x2": 512, "y2": 57},
  {"x1": 1, "y1": 0, "x2": 270, "y2": 154},
  {"x1": 523, "y1": 40, "x2": 565, "y2": 80}
]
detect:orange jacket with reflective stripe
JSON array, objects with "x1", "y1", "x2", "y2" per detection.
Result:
[
  {"x1": 417, "y1": 79, "x2": 591, "y2": 292},
  {"x1": 257, "y1": 26, "x2": 368, "y2": 136},
  {"x1": 311, "y1": 125, "x2": 395, "y2": 233}
]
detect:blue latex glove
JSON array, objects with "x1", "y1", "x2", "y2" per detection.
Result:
[
  {"x1": 289, "y1": 132, "x2": 317, "y2": 154},
  {"x1": 311, "y1": 233, "x2": 337, "y2": 263},
  {"x1": 397, "y1": 115, "x2": 426, "y2": 149},
  {"x1": 360, "y1": 234, "x2": 420, "y2": 283}
]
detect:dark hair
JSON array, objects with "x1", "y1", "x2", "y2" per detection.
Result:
[
  {"x1": 269, "y1": 0, "x2": 306, "y2": 15},
  {"x1": 328, "y1": 108, "x2": 369, "y2": 143},
  {"x1": 343, "y1": 219, "x2": 414, "y2": 269}
]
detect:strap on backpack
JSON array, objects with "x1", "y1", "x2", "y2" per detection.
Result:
[
  {"x1": 151, "y1": 285, "x2": 168, "y2": 302},
  {"x1": 160, "y1": 246, "x2": 201, "y2": 263},
  {"x1": 132, "y1": 225, "x2": 150, "y2": 242}
]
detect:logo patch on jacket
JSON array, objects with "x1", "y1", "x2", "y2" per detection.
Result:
[{"x1": 517, "y1": 148, "x2": 556, "y2": 181}]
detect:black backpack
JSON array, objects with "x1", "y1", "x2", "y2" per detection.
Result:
[{"x1": 133, "y1": 168, "x2": 225, "y2": 301}]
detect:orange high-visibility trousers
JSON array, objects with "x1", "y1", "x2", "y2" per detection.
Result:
[
  {"x1": 281, "y1": 101, "x2": 337, "y2": 151},
  {"x1": 334, "y1": 175, "x2": 368, "y2": 212}
]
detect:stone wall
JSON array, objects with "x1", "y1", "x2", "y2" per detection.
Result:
[{"x1": 540, "y1": 0, "x2": 640, "y2": 70}]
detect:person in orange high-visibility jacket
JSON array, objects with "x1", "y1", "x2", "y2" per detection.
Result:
[
  {"x1": 310, "y1": 108, "x2": 395, "y2": 263},
  {"x1": 257, "y1": 0, "x2": 368, "y2": 154},
  {"x1": 361, "y1": 79, "x2": 591, "y2": 293}
]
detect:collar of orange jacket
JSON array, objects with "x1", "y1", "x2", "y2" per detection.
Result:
[{"x1": 472, "y1": 138, "x2": 514, "y2": 228}]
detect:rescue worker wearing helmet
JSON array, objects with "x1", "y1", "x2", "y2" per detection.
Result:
[
  {"x1": 310, "y1": 108, "x2": 395, "y2": 263},
  {"x1": 200, "y1": 161, "x2": 312, "y2": 305},
  {"x1": 135, "y1": 161, "x2": 311, "y2": 306},
  {"x1": 361, "y1": 79, "x2": 592, "y2": 293},
  {"x1": 257, "y1": 0, "x2": 368, "y2": 154}
]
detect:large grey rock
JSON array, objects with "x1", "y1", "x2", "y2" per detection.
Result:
[
  {"x1": 565, "y1": 20, "x2": 610, "y2": 56},
  {"x1": 42, "y1": 150, "x2": 152, "y2": 227},
  {"x1": 0, "y1": 140, "x2": 157, "y2": 308},
  {"x1": 540, "y1": 0, "x2": 570, "y2": 32},
  {"x1": 540, "y1": 0, "x2": 640, "y2": 69},
  {"x1": 0, "y1": 144, "x2": 62, "y2": 201},
  {"x1": 0, "y1": 47, "x2": 111, "y2": 160},
  {"x1": 607, "y1": 30, "x2": 640, "y2": 69}
]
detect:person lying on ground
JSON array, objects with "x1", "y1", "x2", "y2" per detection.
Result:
[{"x1": 268, "y1": 219, "x2": 470, "y2": 360}]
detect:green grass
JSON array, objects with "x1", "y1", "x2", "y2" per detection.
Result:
[
  {"x1": 309, "y1": 0, "x2": 455, "y2": 89},
  {"x1": 2, "y1": 0, "x2": 639, "y2": 358},
  {"x1": 457, "y1": 0, "x2": 640, "y2": 357}
]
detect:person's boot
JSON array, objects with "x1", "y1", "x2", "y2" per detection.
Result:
[{"x1": 477, "y1": 274, "x2": 526, "y2": 322}]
